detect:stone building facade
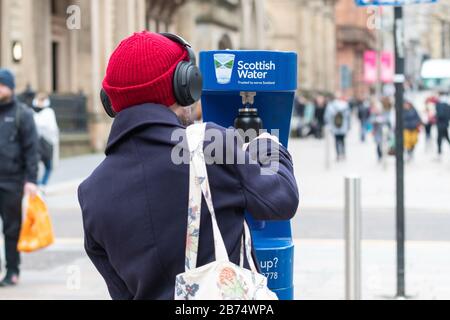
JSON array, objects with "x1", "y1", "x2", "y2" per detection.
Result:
[
  {"x1": 265, "y1": 0, "x2": 337, "y2": 97},
  {"x1": 335, "y1": 0, "x2": 375, "y2": 100},
  {"x1": 0, "y1": 0, "x2": 267, "y2": 152},
  {"x1": 421, "y1": 0, "x2": 450, "y2": 60},
  {"x1": 0, "y1": 0, "x2": 264, "y2": 150},
  {"x1": 1, "y1": 0, "x2": 340, "y2": 152}
]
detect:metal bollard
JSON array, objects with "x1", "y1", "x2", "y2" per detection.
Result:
[{"x1": 345, "y1": 176, "x2": 362, "y2": 300}]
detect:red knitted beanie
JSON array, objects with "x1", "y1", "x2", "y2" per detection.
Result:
[{"x1": 102, "y1": 31, "x2": 189, "y2": 113}]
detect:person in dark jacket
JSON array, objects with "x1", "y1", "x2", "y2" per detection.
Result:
[
  {"x1": 313, "y1": 95, "x2": 327, "y2": 139},
  {"x1": 0, "y1": 69, "x2": 39, "y2": 287},
  {"x1": 435, "y1": 92, "x2": 450, "y2": 159},
  {"x1": 357, "y1": 98, "x2": 371, "y2": 143},
  {"x1": 403, "y1": 101, "x2": 422, "y2": 161},
  {"x1": 78, "y1": 32, "x2": 300, "y2": 300}
]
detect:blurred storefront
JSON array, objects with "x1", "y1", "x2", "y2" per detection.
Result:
[
  {"x1": 335, "y1": 0, "x2": 376, "y2": 100},
  {"x1": 265, "y1": 0, "x2": 337, "y2": 98}
]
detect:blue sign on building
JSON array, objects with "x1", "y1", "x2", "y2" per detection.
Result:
[{"x1": 355, "y1": 0, "x2": 437, "y2": 6}]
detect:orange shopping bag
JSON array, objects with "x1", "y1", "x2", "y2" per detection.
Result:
[{"x1": 17, "y1": 194, "x2": 55, "y2": 253}]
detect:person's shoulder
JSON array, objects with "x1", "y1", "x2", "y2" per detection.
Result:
[
  {"x1": 205, "y1": 122, "x2": 227, "y2": 132},
  {"x1": 78, "y1": 170, "x2": 95, "y2": 198},
  {"x1": 204, "y1": 122, "x2": 243, "y2": 143},
  {"x1": 202, "y1": 122, "x2": 245, "y2": 161},
  {"x1": 204, "y1": 122, "x2": 236, "y2": 140},
  {"x1": 78, "y1": 174, "x2": 98, "y2": 221},
  {"x1": 77, "y1": 164, "x2": 103, "y2": 212},
  {"x1": 16, "y1": 102, "x2": 32, "y2": 114},
  {"x1": 15, "y1": 102, "x2": 35, "y2": 124},
  {"x1": 42, "y1": 107, "x2": 56, "y2": 117},
  {"x1": 77, "y1": 178, "x2": 88, "y2": 210},
  {"x1": 328, "y1": 101, "x2": 338, "y2": 110}
]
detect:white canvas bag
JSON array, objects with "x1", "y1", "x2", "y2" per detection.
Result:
[{"x1": 174, "y1": 123, "x2": 278, "y2": 300}]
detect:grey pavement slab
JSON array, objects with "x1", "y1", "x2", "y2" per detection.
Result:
[
  {"x1": 49, "y1": 154, "x2": 105, "y2": 185},
  {"x1": 294, "y1": 239, "x2": 450, "y2": 300},
  {"x1": 0, "y1": 259, "x2": 109, "y2": 300},
  {"x1": 293, "y1": 207, "x2": 450, "y2": 241}
]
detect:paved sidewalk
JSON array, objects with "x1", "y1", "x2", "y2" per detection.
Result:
[
  {"x1": 44, "y1": 154, "x2": 105, "y2": 210},
  {"x1": 0, "y1": 238, "x2": 109, "y2": 300},
  {"x1": 0, "y1": 123, "x2": 449, "y2": 300},
  {"x1": 2, "y1": 237, "x2": 450, "y2": 300},
  {"x1": 294, "y1": 239, "x2": 450, "y2": 300}
]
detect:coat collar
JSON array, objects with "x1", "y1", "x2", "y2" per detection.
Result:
[{"x1": 106, "y1": 103, "x2": 185, "y2": 154}]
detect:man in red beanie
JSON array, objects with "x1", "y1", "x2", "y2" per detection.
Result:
[
  {"x1": 78, "y1": 32, "x2": 299, "y2": 300},
  {"x1": 102, "y1": 31, "x2": 195, "y2": 125}
]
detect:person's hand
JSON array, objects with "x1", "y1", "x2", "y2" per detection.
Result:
[
  {"x1": 257, "y1": 132, "x2": 281, "y2": 146},
  {"x1": 24, "y1": 182, "x2": 38, "y2": 197},
  {"x1": 243, "y1": 133, "x2": 282, "y2": 151}
]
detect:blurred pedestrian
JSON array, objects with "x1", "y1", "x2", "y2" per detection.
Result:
[
  {"x1": 423, "y1": 96, "x2": 437, "y2": 145},
  {"x1": 381, "y1": 96, "x2": 394, "y2": 128},
  {"x1": 325, "y1": 92, "x2": 351, "y2": 161},
  {"x1": 357, "y1": 98, "x2": 371, "y2": 142},
  {"x1": 435, "y1": 92, "x2": 450, "y2": 160},
  {"x1": 292, "y1": 94, "x2": 306, "y2": 137},
  {"x1": 32, "y1": 93, "x2": 59, "y2": 186},
  {"x1": 370, "y1": 99, "x2": 390, "y2": 162},
  {"x1": 16, "y1": 84, "x2": 36, "y2": 108},
  {"x1": 0, "y1": 69, "x2": 39, "y2": 287},
  {"x1": 313, "y1": 95, "x2": 327, "y2": 139},
  {"x1": 403, "y1": 100, "x2": 422, "y2": 162},
  {"x1": 303, "y1": 98, "x2": 316, "y2": 138}
]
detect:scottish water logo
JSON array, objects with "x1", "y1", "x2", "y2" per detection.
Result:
[
  {"x1": 214, "y1": 53, "x2": 277, "y2": 85},
  {"x1": 214, "y1": 53, "x2": 235, "y2": 84},
  {"x1": 237, "y1": 61, "x2": 276, "y2": 80}
]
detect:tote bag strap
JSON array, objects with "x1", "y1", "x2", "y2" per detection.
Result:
[
  {"x1": 239, "y1": 221, "x2": 258, "y2": 273},
  {"x1": 185, "y1": 123, "x2": 229, "y2": 271},
  {"x1": 242, "y1": 221, "x2": 259, "y2": 273},
  {"x1": 185, "y1": 146, "x2": 203, "y2": 271}
]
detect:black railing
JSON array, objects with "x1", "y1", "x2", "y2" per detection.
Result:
[
  {"x1": 17, "y1": 88, "x2": 88, "y2": 134},
  {"x1": 49, "y1": 93, "x2": 88, "y2": 133}
]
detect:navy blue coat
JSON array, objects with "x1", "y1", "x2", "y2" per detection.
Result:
[
  {"x1": 0, "y1": 100, "x2": 39, "y2": 191},
  {"x1": 403, "y1": 107, "x2": 422, "y2": 130},
  {"x1": 436, "y1": 102, "x2": 450, "y2": 129},
  {"x1": 78, "y1": 103, "x2": 299, "y2": 300}
]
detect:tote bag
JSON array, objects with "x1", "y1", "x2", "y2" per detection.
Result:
[{"x1": 174, "y1": 123, "x2": 278, "y2": 301}]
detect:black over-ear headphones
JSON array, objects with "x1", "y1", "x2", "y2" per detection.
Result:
[{"x1": 100, "y1": 33, "x2": 203, "y2": 118}]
